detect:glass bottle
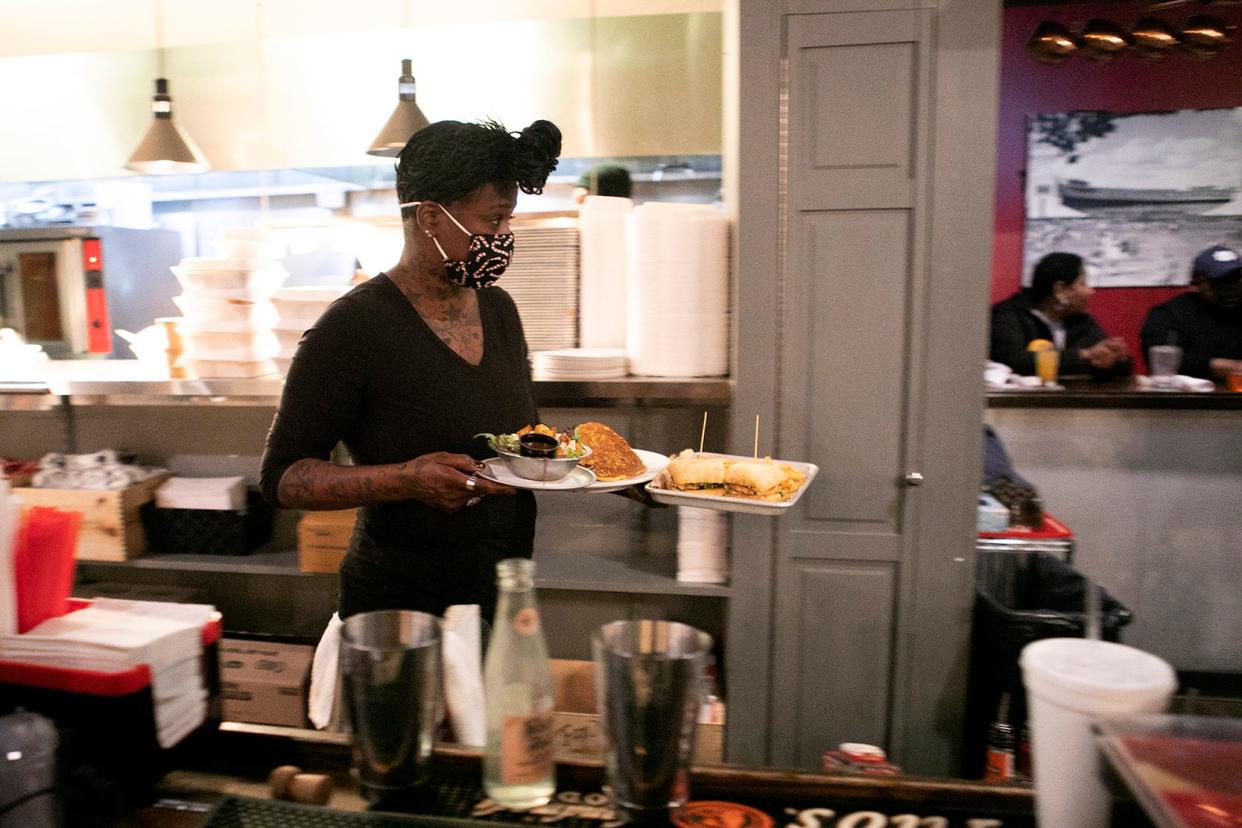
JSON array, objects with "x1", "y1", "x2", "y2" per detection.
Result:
[{"x1": 483, "y1": 558, "x2": 555, "y2": 808}]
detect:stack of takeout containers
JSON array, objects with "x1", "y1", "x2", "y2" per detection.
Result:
[
  {"x1": 677, "y1": 506, "x2": 728, "y2": 584},
  {"x1": 626, "y1": 203, "x2": 729, "y2": 377},
  {"x1": 170, "y1": 228, "x2": 287, "y2": 379},
  {"x1": 270, "y1": 286, "x2": 349, "y2": 375}
]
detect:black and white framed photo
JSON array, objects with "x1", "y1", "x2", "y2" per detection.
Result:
[{"x1": 1024, "y1": 107, "x2": 1242, "y2": 287}]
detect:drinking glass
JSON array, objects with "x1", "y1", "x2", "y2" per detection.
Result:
[
  {"x1": 1148, "y1": 345, "x2": 1182, "y2": 389},
  {"x1": 1034, "y1": 349, "x2": 1060, "y2": 388}
]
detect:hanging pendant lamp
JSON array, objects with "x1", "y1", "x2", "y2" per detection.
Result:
[
  {"x1": 124, "y1": 0, "x2": 209, "y2": 174},
  {"x1": 366, "y1": 59, "x2": 430, "y2": 157},
  {"x1": 124, "y1": 78, "x2": 209, "y2": 174}
]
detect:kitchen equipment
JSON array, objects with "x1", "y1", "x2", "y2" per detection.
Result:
[{"x1": 0, "y1": 227, "x2": 181, "y2": 358}]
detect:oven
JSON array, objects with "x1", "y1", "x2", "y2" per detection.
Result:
[{"x1": 0, "y1": 227, "x2": 183, "y2": 358}]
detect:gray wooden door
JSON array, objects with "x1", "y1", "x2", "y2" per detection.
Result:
[
  {"x1": 768, "y1": 8, "x2": 934, "y2": 769},
  {"x1": 725, "y1": 0, "x2": 997, "y2": 775}
]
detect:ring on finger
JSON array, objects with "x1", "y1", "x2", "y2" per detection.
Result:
[
  {"x1": 466, "y1": 496, "x2": 484, "y2": 507},
  {"x1": 465, "y1": 475, "x2": 477, "y2": 491}
]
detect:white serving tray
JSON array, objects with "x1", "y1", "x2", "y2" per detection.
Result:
[{"x1": 644, "y1": 453, "x2": 819, "y2": 516}]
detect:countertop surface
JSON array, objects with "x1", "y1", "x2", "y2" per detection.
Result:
[{"x1": 986, "y1": 378, "x2": 1242, "y2": 410}]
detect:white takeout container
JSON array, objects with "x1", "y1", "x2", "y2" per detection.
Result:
[
  {"x1": 173, "y1": 295, "x2": 277, "y2": 331},
  {"x1": 273, "y1": 329, "x2": 304, "y2": 350},
  {"x1": 271, "y1": 286, "x2": 348, "y2": 328},
  {"x1": 183, "y1": 329, "x2": 280, "y2": 362},
  {"x1": 172, "y1": 266, "x2": 288, "y2": 295},
  {"x1": 188, "y1": 358, "x2": 279, "y2": 379}
]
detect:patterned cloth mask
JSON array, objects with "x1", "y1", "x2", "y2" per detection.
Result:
[{"x1": 401, "y1": 200, "x2": 514, "y2": 289}]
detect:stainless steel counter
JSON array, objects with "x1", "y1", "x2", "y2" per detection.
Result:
[{"x1": 0, "y1": 363, "x2": 732, "y2": 409}]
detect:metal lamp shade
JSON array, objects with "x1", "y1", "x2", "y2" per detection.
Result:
[
  {"x1": 1079, "y1": 19, "x2": 1131, "y2": 63},
  {"x1": 124, "y1": 79, "x2": 209, "y2": 174},
  {"x1": 1180, "y1": 15, "x2": 1234, "y2": 60},
  {"x1": 366, "y1": 59, "x2": 431, "y2": 157},
  {"x1": 1130, "y1": 17, "x2": 1180, "y2": 62},
  {"x1": 1027, "y1": 21, "x2": 1077, "y2": 65}
]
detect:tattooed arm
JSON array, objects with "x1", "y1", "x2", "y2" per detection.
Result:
[{"x1": 277, "y1": 453, "x2": 514, "y2": 512}]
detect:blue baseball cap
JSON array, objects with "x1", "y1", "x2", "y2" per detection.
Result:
[{"x1": 1192, "y1": 245, "x2": 1242, "y2": 281}]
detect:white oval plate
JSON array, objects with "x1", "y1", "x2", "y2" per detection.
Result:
[
  {"x1": 582, "y1": 448, "x2": 671, "y2": 494},
  {"x1": 477, "y1": 458, "x2": 597, "y2": 491}
]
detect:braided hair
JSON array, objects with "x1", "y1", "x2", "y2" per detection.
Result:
[{"x1": 396, "y1": 119, "x2": 562, "y2": 210}]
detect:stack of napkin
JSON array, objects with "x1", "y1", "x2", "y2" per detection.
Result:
[
  {"x1": 0, "y1": 599, "x2": 215, "y2": 748},
  {"x1": 155, "y1": 477, "x2": 246, "y2": 511},
  {"x1": 1135, "y1": 374, "x2": 1215, "y2": 392}
]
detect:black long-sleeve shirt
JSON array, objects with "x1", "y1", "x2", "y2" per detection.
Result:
[
  {"x1": 260, "y1": 274, "x2": 539, "y2": 616},
  {"x1": 1140, "y1": 292, "x2": 1242, "y2": 379},
  {"x1": 989, "y1": 291, "x2": 1131, "y2": 379}
]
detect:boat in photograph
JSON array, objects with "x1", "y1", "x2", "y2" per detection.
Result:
[{"x1": 1058, "y1": 178, "x2": 1235, "y2": 214}]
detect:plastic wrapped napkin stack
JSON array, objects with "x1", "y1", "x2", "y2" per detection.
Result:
[{"x1": 0, "y1": 599, "x2": 215, "y2": 748}]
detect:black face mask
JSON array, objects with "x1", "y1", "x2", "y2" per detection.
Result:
[{"x1": 403, "y1": 201, "x2": 514, "y2": 290}]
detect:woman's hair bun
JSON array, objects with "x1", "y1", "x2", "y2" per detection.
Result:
[{"x1": 513, "y1": 120, "x2": 563, "y2": 195}]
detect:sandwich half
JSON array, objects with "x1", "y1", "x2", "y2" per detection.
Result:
[
  {"x1": 723, "y1": 460, "x2": 790, "y2": 499},
  {"x1": 664, "y1": 450, "x2": 726, "y2": 492}
]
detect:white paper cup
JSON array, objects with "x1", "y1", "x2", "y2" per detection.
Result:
[{"x1": 1020, "y1": 638, "x2": 1176, "y2": 828}]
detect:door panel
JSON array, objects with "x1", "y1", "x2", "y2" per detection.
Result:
[
  {"x1": 789, "y1": 11, "x2": 922, "y2": 208},
  {"x1": 772, "y1": 561, "x2": 897, "y2": 767},
  {"x1": 799, "y1": 209, "x2": 910, "y2": 529}
]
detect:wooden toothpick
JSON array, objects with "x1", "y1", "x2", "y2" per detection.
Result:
[
  {"x1": 753, "y1": 415, "x2": 760, "y2": 459},
  {"x1": 698, "y1": 411, "x2": 708, "y2": 457}
]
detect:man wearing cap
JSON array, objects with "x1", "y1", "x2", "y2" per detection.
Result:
[{"x1": 1141, "y1": 245, "x2": 1242, "y2": 380}]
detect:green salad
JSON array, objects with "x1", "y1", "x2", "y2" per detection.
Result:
[{"x1": 476, "y1": 425, "x2": 588, "y2": 459}]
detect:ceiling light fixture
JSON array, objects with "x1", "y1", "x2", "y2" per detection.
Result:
[
  {"x1": 366, "y1": 59, "x2": 431, "y2": 157},
  {"x1": 124, "y1": 0, "x2": 209, "y2": 174}
]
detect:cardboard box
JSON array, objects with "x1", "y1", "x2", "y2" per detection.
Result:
[
  {"x1": 549, "y1": 659, "x2": 724, "y2": 765},
  {"x1": 15, "y1": 473, "x2": 170, "y2": 561},
  {"x1": 297, "y1": 509, "x2": 356, "y2": 573},
  {"x1": 219, "y1": 639, "x2": 312, "y2": 728}
]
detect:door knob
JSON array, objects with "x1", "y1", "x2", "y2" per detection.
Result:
[{"x1": 902, "y1": 472, "x2": 924, "y2": 487}]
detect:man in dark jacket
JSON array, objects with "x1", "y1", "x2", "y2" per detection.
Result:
[
  {"x1": 1140, "y1": 245, "x2": 1242, "y2": 380},
  {"x1": 990, "y1": 252, "x2": 1130, "y2": 378}
]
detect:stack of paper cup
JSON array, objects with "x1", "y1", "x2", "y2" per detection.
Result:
[
  {"x1": 578, "y1": 196, "x2": 633, "y2": 349},
  {"x1": 1020, "y1": 638, "x2": 1177, "y2": 828},
  {"x1": 677, "y1": 507, "x2": 728, "y2": 584},
  {"x1": 626, "y1": 203, "x2": 729, "y2": 377}
]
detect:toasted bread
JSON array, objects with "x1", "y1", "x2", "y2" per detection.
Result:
[{"x1": 575, "y1": 422, "x2": 647, "y2": 482}]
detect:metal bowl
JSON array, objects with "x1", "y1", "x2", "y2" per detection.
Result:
[{"x1": 492, "y1": 444, "x2": 592, "y2": 482}]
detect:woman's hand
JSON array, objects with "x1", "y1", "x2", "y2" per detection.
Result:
[{"x1": 404, "y1": 452, "x2": 516, "y2": 512}]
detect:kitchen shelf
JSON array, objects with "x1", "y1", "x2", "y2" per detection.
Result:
[
  {"x1": 535, "y1": 549, "x2": 732, "y2": 597},
  {"x1": 2, "y1": 364, "x2": 731, "y2": 408},
  {"x1": 76, "y1": 547, "x2": 731, "y2": 597},
  {"x1": 76, "y1": 549, "x2": 326, "y2": 577}
]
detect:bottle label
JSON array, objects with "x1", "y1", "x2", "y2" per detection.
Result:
[
  {"x1": 513, "y1": 607, "x2": 541, "y2": 636},
  {"x1": 984, "y1": 747, "x2": 1014, "y2": 782},
  {"x1": 500, "y1": 711, "x2": 554, "y2": 785}
]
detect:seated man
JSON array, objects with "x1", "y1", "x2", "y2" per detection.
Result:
[
  {"x1": 1141, "y1": 245, "x2": 1242, "y2": 381},
  {"x1": 990, "y1": 252, "x2": 1130, "y2": 378}
]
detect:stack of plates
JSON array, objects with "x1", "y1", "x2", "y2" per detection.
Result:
[
  {"x1": 531, "y1": 348, "x2": 628, "y2": 380},
  {"x1": 626, "y1": 203, "x2": 729, "y2": 377},
  {"x1": 677, "y1": 506, "x2": 729, "y2": 584},
  {"x1": 505, "y1": 221, "x2": 579, "y2": 352},
  {"x1": 578, "y1": 196, "x2": 633, "y2": 349}
]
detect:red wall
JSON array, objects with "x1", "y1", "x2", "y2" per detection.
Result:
[{"x1": 993, "y1": 3, "x2": 1242, "y2": 363}]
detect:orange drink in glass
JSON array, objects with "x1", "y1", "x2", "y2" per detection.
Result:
[{"x1": 1034, "y1": 349, "x2": 1059, "y2": 386}]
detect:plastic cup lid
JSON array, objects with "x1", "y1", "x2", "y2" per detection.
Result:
[{"x1": 1021, "y1": 638, "x2": 1176, "y2": 701}]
